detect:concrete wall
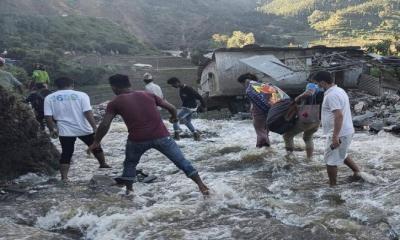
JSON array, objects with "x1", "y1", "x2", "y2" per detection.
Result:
[
  {"x1": 358, "y1": 74, "x2": 400, "y2": 96},
  {"x1": 343, "y1": 68, "x2": 362, "y2": 88}
]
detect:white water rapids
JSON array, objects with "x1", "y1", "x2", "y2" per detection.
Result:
[{"x1": 1, "y1": 119, "x2": 400, "y2": 239}]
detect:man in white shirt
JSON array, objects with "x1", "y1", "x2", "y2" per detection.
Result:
[
  {"x1": 44, "y1": 77, "x2": 110, "y2": 182},
  {"x1": 143, "y1": 72, "x2": 164, "y2": 99},
  {"x1": 313, "y1": 71, "x2": 360, "y2": 186}
]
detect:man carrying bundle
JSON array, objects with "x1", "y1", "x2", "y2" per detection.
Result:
[{"x1": 237, "y1": 73, "x2": 292, "y2": 148}]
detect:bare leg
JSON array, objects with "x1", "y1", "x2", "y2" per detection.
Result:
[
  {"x1": 344, "y1": 156, "x2": 360, "y2": 175},
  {"x1": 305, "y1": 147, "x2": 313, "y2": 160},
  {"x1": 326, "y1": 165, "x2": 338, "y2": 186},
  {"x1": 79, "y1": 135, "x2": 111, "y2": 168},
  {"x1": 303, "y1": 123, "x2": 318, "y2": 160},
  {"x1": 60, "y1": 164, "x2": 70, "y2": 182},
  {"x1": 190, "y1": 173, "x2": 210, "y2": 196},
  {"x1": 252, "y1": 105, "x2": 270, "y2": 148},
  {"x1": 93, "y1": 151, "x2": 111, "y2": 168}
]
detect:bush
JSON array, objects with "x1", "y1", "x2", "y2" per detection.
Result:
[
  {"x1": 0, "y1": 86, "x2": 60, "y2": 180},
  {"x1": 7, "y1": 48, "x2": 27, "y2": 59},
  {"x1": 4, "y1": 65, "x2": 29, "y2": 83}
]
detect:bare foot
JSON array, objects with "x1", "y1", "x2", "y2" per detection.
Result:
[
  {"x1": 59, "y1": 179, "x2": 69, "y2": 186},
  {"x1": 199, "y1": 185, "x2": 210, "y2": 196},
  {"x1": 348, "y1": 172, "x2": 362, "y2": 182},
  {"x1": 99, "y1": 164, "x2": 111, "y2": 168}
]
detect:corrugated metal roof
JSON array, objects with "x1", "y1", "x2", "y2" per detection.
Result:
[{"x1": 239, "y1": 55, "x2": 302, "y2": 81}]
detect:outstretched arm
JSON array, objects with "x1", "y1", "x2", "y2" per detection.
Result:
[
  {"x1": 158, "y1": 99, "x2": 178, "y2": 123},
  {"x1": 88, "y1": 112, "x2": 115, "y2": 151},
  {"x1": 294, "y1": 89, "x2": 315, "y2": 103}
]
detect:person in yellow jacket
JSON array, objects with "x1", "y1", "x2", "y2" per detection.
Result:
[{"x1": 31, "y1": 63, "x2": 50, "y2": 89}]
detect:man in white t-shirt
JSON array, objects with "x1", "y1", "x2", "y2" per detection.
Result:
[
  {"x1": 143, "y1": 72, "x2": 164, "y2": 99},
  {"x1": 44, "y1": 77, "x2": 110, "y2": 182},
  {"x1": 313, "y1": 71, "x2": 361, "y2": 186}
]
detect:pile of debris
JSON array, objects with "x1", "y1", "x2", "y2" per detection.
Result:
[{"x1": 349, "y1": 90, "x2": 400, "y2": 134}]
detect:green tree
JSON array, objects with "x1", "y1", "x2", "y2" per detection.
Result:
[
  {"x1": 227, "y1": 31, "x2": 255, "y2": 48},
  {"x1": 366, "y1": 39, "x2": 393, "y2": 55},
  {"x1": 212, "y1": 31, "x2": 256, "y2": 48},
  {"x1": 308, "y1": 10, "x2": 329, "y2": 25},
  {"x1": 212, "y1": 34, "x2": 229, "y2": 47}
]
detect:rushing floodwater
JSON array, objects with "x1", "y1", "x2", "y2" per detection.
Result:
[{"x1": 1, "y1": 119, "x2": 400, "y2": 240}]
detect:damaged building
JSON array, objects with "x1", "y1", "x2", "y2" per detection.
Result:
[{"x1": 199, "y1": 46, "x2": 366, "y2": 113}]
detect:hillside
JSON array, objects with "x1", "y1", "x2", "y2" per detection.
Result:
[
  {"x1": 0, "y1": 13, "x2": 156, "y2": 86},
  {"x1": 0, "y1": 14, "x2": 153, "y2": 55},
  {"x1": 1, "y1": 0, "x2": 398, "y2": 87},
  {"x1": 0, "y1": 0, "x2": 313, "y2": 49},
  {"x1": 1, "y1": 0, "x2": 398, "y2": 50},
  {"x1": 259, "y1": 0, "x2": 400, "y2": 45}
]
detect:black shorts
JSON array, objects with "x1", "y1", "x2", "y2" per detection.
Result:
[{"x1": 59, "y1": 134, "x2": 103, "y2": 164}]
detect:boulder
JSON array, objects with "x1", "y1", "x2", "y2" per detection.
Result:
[
  {"x1": 0, "y1": 87, "x2": 59, "y2": 181},
  {"x1": 392, "y1": 125, "x2": 400, "y2": 134},
  {"x1": 369, "y1": 121, "x2": 385, "y2": 133},
  {"x1": 353, "y1": 111, "x2": 376, "y2": 128},
  {"x1": 384, "y1": 116, "x2": 399, "y2": 126},
  {"x1": 384, "y1": 125, "x2": 400, "y2": 134},
  {"x1": 89, "y1": 175, "x2": 116, "y2": 187},
  {"x1": 354, "y1": 101, "x2": 366, "y2": 113}
]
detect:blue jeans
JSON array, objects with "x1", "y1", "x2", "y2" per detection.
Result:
[
  {"x1": 173, "y1": 108, "x2": 196, "y2": 133},
  {"x1": 120, "y1": 137, "x2": 198, "y2": 181}
]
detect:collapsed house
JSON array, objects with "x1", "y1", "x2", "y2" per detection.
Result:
[
  {"x1": 359, "y1": 54, "x2": 400, "y2": 96},
  {"x1": 199, "y1": 46, "x2": 366, "y2": 113}
]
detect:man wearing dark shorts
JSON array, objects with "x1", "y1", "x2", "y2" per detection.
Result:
[
  {"x1": 89, "y1": 74, "x2": 209, "y2": 195},
  {"x1": 44, "y1": 77, "x2": 110, "y2": 182}
]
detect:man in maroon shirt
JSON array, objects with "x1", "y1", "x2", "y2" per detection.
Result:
[{"x1": 89, "y1": 74, "x2": 209, "y2": 195}]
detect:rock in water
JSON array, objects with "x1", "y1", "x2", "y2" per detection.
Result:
[
  {"x1": 0, "y1": 87, "x2": 59, "y2": 181},
  {"x1": 89, "y1": 175, "x2": 116, "y2": 187}
]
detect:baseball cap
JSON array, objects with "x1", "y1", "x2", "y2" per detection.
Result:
[{"x1": 143, "y1": 72, "x2": 153, "y2": 80}]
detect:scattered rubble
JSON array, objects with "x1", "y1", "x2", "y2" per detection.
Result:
[{"x1": 348, "y1": 90, "x2": 400, "y2": 135}]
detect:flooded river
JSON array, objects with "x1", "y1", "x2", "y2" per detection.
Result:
[{"x1": 1, "y1": 119, "x2": 399, "y2": 239}]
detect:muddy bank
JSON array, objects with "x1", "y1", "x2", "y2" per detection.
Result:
[{"x1": 0, "y1": 87, "x2": 59, "y2": 181}]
